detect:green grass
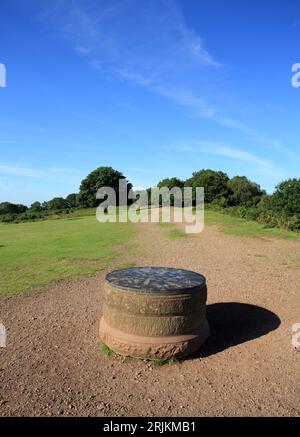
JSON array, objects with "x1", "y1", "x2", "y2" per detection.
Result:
[
  {"x1": 121, "y1": 355, "x2": 137, "y2": 363},
  {"x1": 167, "y1": 228, "x2": 188, "y2": 238},
  {"x1": 157, "y1": 222, "x2": 175, "y2": 228},
  {"x1": 100, "y1": 342, "x2": 135, "y2": 361},
  {"x1": 205, "y1": 209, "x2": 300, "y2": 240},
  {"x1": 0, "y1": 211, "x2": 135, "y2": 296},
  {"x1": 100, "y1": 341, "x2": 117, "y2": 358},
  {"x1": 157, "y1": 220, "x2": 188, "y2": 238},
  {"x1": 117, "y1": 261, "x2": 136, "y2": 269},
  {"x1": 99, "y1": 341, "x2": 180, "y2": 365},
  {"x1": 152, "y1": 357, "x2": 179, "y2": 366},
  {"x1": 152, "y1": 359, "x2": 167, "y2": 366}
]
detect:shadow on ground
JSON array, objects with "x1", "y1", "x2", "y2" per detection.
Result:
[{"x1": 191, "y1": 302, "x2": 281, "y2": 359}]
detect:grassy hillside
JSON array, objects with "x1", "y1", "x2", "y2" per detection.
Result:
[
  {"x1": 0, "y1": 212, "x2": 135, "y2": 296},
  {"x1": 158, "y1": 208, "x2": 300, "y2": 240},
  {"x1": 205, "y1": 209, "x2": 300, "y2": 240}
]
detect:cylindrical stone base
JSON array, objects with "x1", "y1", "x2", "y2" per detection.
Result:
[
  {"x1": 100, "y1": 267, "x2": 209, "y2": 360},
  {"x1": 100, "y1": 317, "x2": 209, "y2": 360}
]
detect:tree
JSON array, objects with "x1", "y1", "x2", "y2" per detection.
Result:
[
  {"x1": 0, "y1": 202, "x2": 28, "y2": 215},
  {"x1": 65, "y1": 193, "x2": 79, "y2": 208},
  {"x1": 30, "y1": 201, "x2": 43, "y2": 211},
  {"x1": 157, "y1": 177, "x2": 184, "y2": 190},
  {"x1": 78, "y1": 167, "x2": 132, "y2": 208},
  {"x1": 46, "y1": 197, "x2": 68, "y2": 210},
  {"x1": 157, "y1": 177, "x2": 184, "y2": 206},
  {"x1": 270, "y1": 179, "x2": 300, "y2": 216},
  {"x1": 227, "y1": 176, "x2": 265, "y2": 207},
  {"x1": 185, "y1": 169, "x2": 230, "y2": 204}
]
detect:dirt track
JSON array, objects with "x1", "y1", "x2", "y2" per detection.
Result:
[{"x1": 1, "y1": 222, "x2": 300, "y2": 417}]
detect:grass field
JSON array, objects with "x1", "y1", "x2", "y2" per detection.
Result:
[
  {"x1": 205, "y1": 209, "x2": 300, "y2": 240},
  {"x1": 158, "y1": 209, "x2": 300, "y2": 240},
  {"x1": 0, "y1": 212, "x2": 134, "y2": 296},
  {"x1": 1, "y1": 207, "x2": 299, "y2": 297},
  {"x1": 157, "y1": 222, "x2": 188, "y2": 238}
]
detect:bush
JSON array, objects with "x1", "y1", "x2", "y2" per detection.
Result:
[
  {"x1": 0, "y1": 213, "x2": 17, "y2": 223},
  {"x1": 211, "y1": 196, "x2": 230, "y2": 208},
  {"x1": 257, "y1": 210, "x2": 300, "y2": 232},
  {"x1": 65, "y1": 193, "x2": 79, "y2": 208},
  {"x1": 0, "y1": 202, "x2": 28, "y2": 215},
  {"x1": 30, "y1": 201, "x2": 43, "y2": 212},
  {"x1": 45, "y1": 197, "x2": 68, "y2": 210},
  {"x1": 226, "y1": 206, "x2": 261, "y2": 221},
  {"x1": 216, "y1": 203, "x2": 300, "y2": 232},
  {"x1": 23, "y1": 212, "x2": 41, "y2": 221}
]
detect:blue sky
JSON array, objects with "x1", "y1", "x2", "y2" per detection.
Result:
[{"x1": 0, "y1": 0, "x2": 299, "y2": 205}]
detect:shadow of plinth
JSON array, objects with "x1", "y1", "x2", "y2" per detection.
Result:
[{"x1": 192, "y1": 302, "x2": 281, "y2": 359}]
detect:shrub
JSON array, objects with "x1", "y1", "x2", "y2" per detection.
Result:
[
  {"x1": 45, "y1": 197, "x2": 68, "y2": 210},
  {"x1": 65, "y1": 193, "x2": 79, "y2": 208},
  {"x1": 30, "y1": 201, "x2": 43, "y2": 212},
  {"x1": 0, "y1": 213, "x2": 17, "y2": 223},
  {"x1": 0, "y1": 202, "x2": 28, "y2": 215}
]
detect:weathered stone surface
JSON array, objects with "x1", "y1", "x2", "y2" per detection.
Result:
[
  {"x1": 100, "y1": 318, "x2": 210, "y2": 359},
  {"x1": 100, "y1": 267, "x2": 209, "y2": 359},
  {"x1": 104, "y1": 283, "x2": 207, "y2": 315},
  {"x1": 103, "y1": 303, "x2": 206, "y2": 336}
]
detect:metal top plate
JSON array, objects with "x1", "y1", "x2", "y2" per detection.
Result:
[{"x1": 105, "y1": 267, "x2": 206, "y2": 294}]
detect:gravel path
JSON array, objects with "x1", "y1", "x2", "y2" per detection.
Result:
[{"x1": 1, "y1": 221, "x2": 300, "y2": 417}]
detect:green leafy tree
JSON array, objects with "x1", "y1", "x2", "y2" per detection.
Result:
[
  {"x1": 0, "y1": 202, "x2": 28, "y2": 215},
  {"x1": 185, "y1": 169, "x2": 230, "y2": 204},
  {"x1": 157, "y1": 177, "x2": 184, "y2": 190},
  {"x1": 270, "y1": 179, "x2": 300, "y2": 215},
  {"x1": 65, "y1": 193, "x2": 79, "y2": 208},
  {"x1": 78, "y1": 166, "x2": 132, "y2": 208},
  {"x1": 228, "y1": 176, "x2": 265, "y2": 207},
  {"x1": 30, "y1": 201, "x2": 43, "y2": 211},
  {"x1": 157, "y1": 177, "x2": 184, "y2": 206},
  {"x1": 46, "y1": 197, "x2": 68, "y2": 210}
]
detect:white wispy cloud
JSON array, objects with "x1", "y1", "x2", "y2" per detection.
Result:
[
  {"x1": 0, "y1": 164, "x2": 44, "y2": 178},
  {"x1": 43, "y1": 0, "x2": 220, "y2": 69},
  {"x1": 0, "y1": 164, "x2": 81, "y2": 178},
  {"x1": 215, "y1": 117, "x2": 297, "y2": 156},
  {"x1": 37, "y1": 0, "x2": 220, "y2": 120},
  {"x1": 116, "y1": 68, "x2": 216, "y2": 118},
  {"x1": 34, "y1": 0, "x2": 293, "y2": 156},
  {"x1": 204, "y1": 144, "x2": 283, "y2": 177},
  {"x1": 168, "y1": 141, "x2": 284, "y2": 178}
]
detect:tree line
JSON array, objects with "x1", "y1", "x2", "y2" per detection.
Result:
[{"x1": 0, "y1": 166, "x2": 299, "y2": 231}]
